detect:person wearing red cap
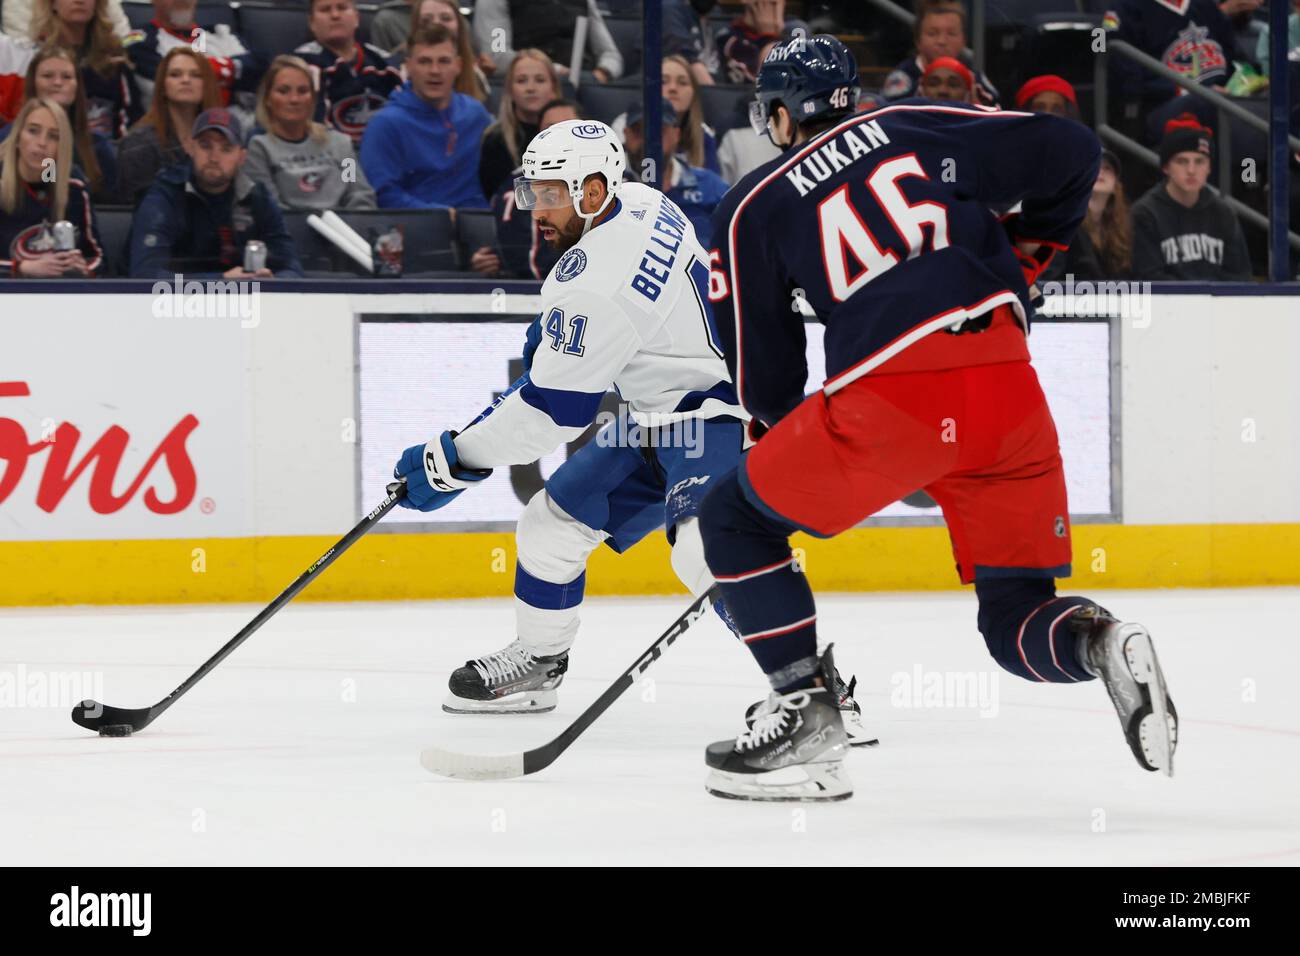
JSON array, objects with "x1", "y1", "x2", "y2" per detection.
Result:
[
  {"x1": 1130, "y1": 114, "x2": 1250, "y2": 280},
  {"x1": 918, "y1": 56, "x2": 973, "y2": 102},
  {"x1": 881, "y1": 0, "x2": 998, "y2": 106},
  {"x1": 1015, "y1": 75, "x2": 1079, "y2": 120}
]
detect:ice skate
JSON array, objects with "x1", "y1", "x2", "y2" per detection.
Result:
[
  {"x1": 443, "y1": 639, "x2": 568, "y2": 714},
  {"x1": 745, "y1": 667, "x2": 877, "y2": 747},
  {"x1": 1075, "y1": 608, "x2": 1178, "y2": 776},
  {"x1": 707, "y1": 647, "x2": 851, "y2": 801}
]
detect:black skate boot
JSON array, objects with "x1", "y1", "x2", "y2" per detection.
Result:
[
  {"x1": 745, "y1": 665, "x2": 877, "y2": 747},
  {"x1": 706, "y1": 646, "x2": 851, "y2": 801},
  {"x1": 443, "y1": 639, "x2": 569, "y2": 714},
  {"x1": 1073, "y1": 606, "x2": 1178, "y2": 776}
]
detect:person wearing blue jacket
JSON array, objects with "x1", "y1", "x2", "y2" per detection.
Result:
[
  {"x1": 129, "y1": 108, "x2": 303, "y2": 279},
  {"x1": 359, "y1": 23, "x2": 491, "y2": 209}
]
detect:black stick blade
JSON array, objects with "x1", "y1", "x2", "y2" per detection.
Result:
[{"x1": 71, "y1": 700, "x2": 153, "y2": 735}]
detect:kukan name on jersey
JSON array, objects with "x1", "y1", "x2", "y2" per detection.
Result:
[
  {"x1": 784, "y1": 119, "x2": 891, "y2": 197},
  {"x1": 631, "y1": 200, "x2": 691, "y2": 303}
]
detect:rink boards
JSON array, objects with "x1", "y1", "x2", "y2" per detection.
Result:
[{"x1": 1, "y1": 283, "x2": 1297, "y2": 604}]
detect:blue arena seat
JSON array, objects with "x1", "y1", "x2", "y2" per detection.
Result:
[
  {"x1": 698, "y1": 84, "x2": 751, "y2": 135},
  {"x1": 454, "y1": 208, "x2": 501, "y2": 270},
  {"x1": 603, "y1": 17, "x2": 643, "y2": 77},
  {"x1": 92, "y1": 207, "x2": 135, "y2": 278},
  {"x1": 237, "y1": 3, "x2": 315, "y2": 58}
]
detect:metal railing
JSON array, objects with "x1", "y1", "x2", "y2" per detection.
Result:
[{"x1": 1094, "y1": 37, "x2": 1300, "y2": 262}]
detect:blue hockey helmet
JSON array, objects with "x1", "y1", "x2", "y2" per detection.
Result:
[{"x1": 750, "y1": 34, "x2": 861, "y2": 141}]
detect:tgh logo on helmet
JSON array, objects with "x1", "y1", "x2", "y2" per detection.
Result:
[{"x1": 571, "y1": 123, "x2": 608, "y2": 139}]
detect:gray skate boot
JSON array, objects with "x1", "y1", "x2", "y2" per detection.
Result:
[
  {"x1": 443, "y1": 639, "x2": 568, "y2": 714},
  {"x1": 706, "y1": 646, "x2": 851, "y2": 802},
  {"x1": 1074, "y1": 607, "x2": 1178, "y2": 776},
  {"x1": 745, "y1": 665, "x2": 877, "y2": 747}
]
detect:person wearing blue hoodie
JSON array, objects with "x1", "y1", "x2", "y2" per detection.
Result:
[
  {"x1": 129, "y1": 108, "x2": 303, "y2": 279},
  {"x1": 359, "y1": 22, "x2": 492, "y2": 209}
]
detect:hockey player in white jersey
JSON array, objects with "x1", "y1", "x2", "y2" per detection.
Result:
[{"x1": 389, "y1": 119, "x2": 873, "y2": 737}]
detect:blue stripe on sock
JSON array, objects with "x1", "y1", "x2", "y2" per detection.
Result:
[{"x1": 514, "y1": 562, "x2": 586, "y2": 610}]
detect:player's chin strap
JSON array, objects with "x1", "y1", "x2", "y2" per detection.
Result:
[{"x1": 573, "y1": 190, "x2": 618, "y2": 236}]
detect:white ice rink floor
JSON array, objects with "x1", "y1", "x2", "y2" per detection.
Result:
[{"x1": 2, "y1": 589, "x2": 1297, "y2": 866}]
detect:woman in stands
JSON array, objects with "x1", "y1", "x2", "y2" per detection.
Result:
[
  {"x1": 396, "y1": 0, "x2": 490, "y2": 100},
  {"x1": 0, "y1": 97, "x2": 102, "y2": 277},
  {"x1": 477, "y1": 48, "x2": 560, "y2": 201},
  {"x1": 4, "y1": 46, "x2": 118, "y2": 202},
  {"x1": 1041, "y1": 149, "x2": 1133, "y2": 282},
  {"x1": 116, "y1": 46, "x2": 219, "y2": 204},
  {"x1": 662, "y1": 53, "x2": 719, "y2": 174},
  {"x1": 245, "y1": 55, "x2": 376, "y2": 213},
  {"x1": 29, "y1": 0, "x2": 140, "y2": 140}
]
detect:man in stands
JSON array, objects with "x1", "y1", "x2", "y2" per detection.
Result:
[
  {"x1": 296, "y1": 0, "x2": 402, "y2": 145},
  {"x1": 1130, "y1": 115, "x2": 1251, "y2": 281},
  {"x1": 359, "y1": 23, "x2": 491, "y2": 209},
  {"x1": 129, "y1": 108, "x2": 302, "y2": 279}
]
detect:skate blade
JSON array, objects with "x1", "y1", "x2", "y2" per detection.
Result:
[
  {"x1": 705, "y1": 761, "x2": 853, "y2": 802},
  {"x1": 842, "y1": 710, "x2": 879, "y2": 747},
  {"x1": 442, "y1": 689, "x2": 557, "y2": 715},
  {"x1": 1122, "y1": 626, "x2": 1176, "y2": 777}
]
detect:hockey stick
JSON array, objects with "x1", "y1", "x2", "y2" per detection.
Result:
[
  {"x1": 420, "y1": 586, "x2": 719, "y2": 780},
  {"x1": 71, "y1": 481, "x2": 408, "y2": 737}
]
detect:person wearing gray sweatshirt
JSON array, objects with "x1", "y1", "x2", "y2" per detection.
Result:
[{"x1": 245, "y1": 54, "x2": 377, "y2": 213}]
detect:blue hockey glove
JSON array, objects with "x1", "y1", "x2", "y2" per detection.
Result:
[{"x1": 393, "y1": 430, "x2": 492, "y2": 512}]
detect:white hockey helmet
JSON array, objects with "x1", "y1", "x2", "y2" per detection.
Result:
[{"x1": 515, "y1": 119, "x2": 626, "y2": 234}]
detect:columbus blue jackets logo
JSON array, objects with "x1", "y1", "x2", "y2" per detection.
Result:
[
  {"x1": 555, "y1": 248, "x2": 587, "y2": 282},
  {"x1": 331, "y1": 93, "x2": 388, "y2": 142},
  {"x1": 1163, "y1": 24, "x2": 1227, "y2": 83},
  {"x1": 299, "y1": 170, "x2": 326, "y2": 194}
]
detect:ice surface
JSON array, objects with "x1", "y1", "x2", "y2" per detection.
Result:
[{"x1": 1, "y1": 590, "x2": 1296, "y2": 866}]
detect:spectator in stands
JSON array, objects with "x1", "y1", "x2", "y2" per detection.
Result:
[
  {"x1": 296, "y1": 0, "x2": 402, "y2": 145},
  {"x1": 124, "y1": 0, "x2": 264, "y2": 114},
  {"x1": 359, "y1": 24, "x2": 491, "y2": 209},
  {"x1": 1014, "y1": 74, "x2": 1080, "y2": 121},
  {"x1": 389, "y1": 0, "x2": 493, "y2": 100},
  {"x1": 918, "y1": 56, "x2": 974, "y2": 104},
  {"x1": 1041, "y1": 150, "x2": 1132, "y2": 283},
  {"x1": 245, "y1": 55, "x2": 375, "y2": 214},
  {"x1": 130, "y1": 107, "x2": 302, "y2": 278},
  {"x1": 369, "y1": 2, "x2": 412, "y2": 55},
  {"x1": 4, "y1": 0, "x2": 129, "y2": 40},
  {"x1": 117, "y1": 45, "x2": 218, "y2": 203},
  {"x1": 0, "y1": 36, "x2": 38, "y2": 122},
  {"x1": 478, "y1": 48, "x2": 559, "y2": 201},
  {"x1": 475, "y1": 96, "x2": 578, "y2": 279},
  {"x1": 716, "y1": 0, "x2": 810, "y2": 86},
  {"x1": 881, "y1": 0, "x2": 998, "y2": 106},
  {"x1": 1130, "y1": 115, "x2": 1251, "y2": 281},
  {"x1": 623, "y1": 98, "x2": 728, "y2": 246},
  {"x1": 1103, "y1": 0, "x2": 1236, "y2": 142},
  {"x1": 663, "y1": 0, "x2": 719, "y2": 87},
  {"x1": 0, "y1": 97, "x2": 102, "y2": 276},
  {"x1": 473, "y1": 0, "x2": 622, "y2": 83},
  {"x1": 663, "y1": 53, "x2": 720, "y2": 174},
  {"x1": 29, "y1": 0, "x2": 140, "y2": 140},
  {"x1": 412, "y1": 0, "x2": 489, "y2": 99},
  {"x1": 4, "y1": 46, "x2": 117, "y2": 201}
]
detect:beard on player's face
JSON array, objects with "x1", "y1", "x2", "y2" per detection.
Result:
[{"x1": 535, "y1": 204, "x2": 585, "y2": 250}]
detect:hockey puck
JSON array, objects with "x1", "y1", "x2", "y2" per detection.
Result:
[{"x1": 98, "y1": 724, "x2": 134, "y2": 737}]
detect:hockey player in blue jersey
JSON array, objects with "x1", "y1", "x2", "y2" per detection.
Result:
[
  {"x1": 388, "y1": 119, "x2": 867, "y2": 741},
  {"x1": 696, "y1": 37, "x2": 1177, "y2": 801}
]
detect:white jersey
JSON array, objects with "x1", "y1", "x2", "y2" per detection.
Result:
[{"x1": 455, "y1": 182, "x2": 744, "y2": 469}]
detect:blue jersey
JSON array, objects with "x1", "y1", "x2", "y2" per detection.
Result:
[{"x1": 707, "y1": 100, "x2": 1100, "y2": 430}]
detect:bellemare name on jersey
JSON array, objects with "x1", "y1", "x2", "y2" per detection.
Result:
[
  {"x1": 630, "y1": 196, "x2": 692, "y2": 304},
  {"x1": 783, "y1": 118, "x2": 891, "y2": 197}
]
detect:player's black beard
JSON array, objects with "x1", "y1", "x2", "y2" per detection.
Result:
[{"x1": 545, "y1": 217, "x2": 585, "y2": 252}]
